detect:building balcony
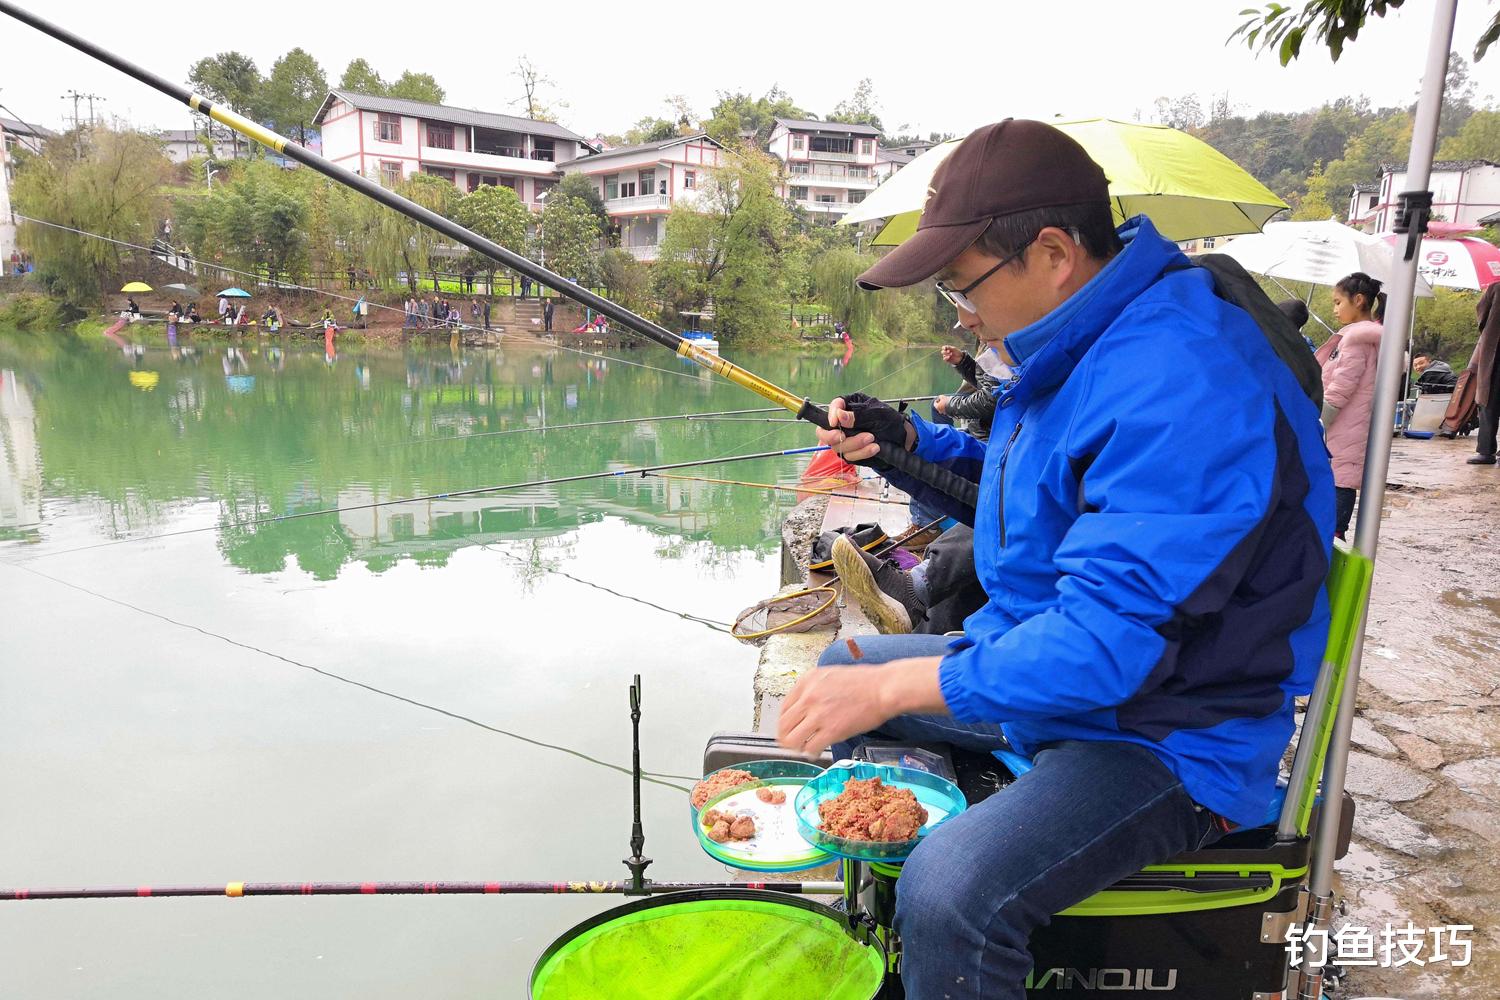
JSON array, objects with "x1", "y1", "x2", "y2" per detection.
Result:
[
  {"x1": 419, "y1": 146, "x2": 558, "y2": 176},
  {"x1": 620, "y1": 244, "x2": 661, "y2": 261},
  {"x1": 605, "y1": 192, "x2": 672, "y2": 214},
  {"x1": 805, "y1": 149, "x2": 859, "y2": 162},
  {"x1": 786, "y1": 171, "x2": 877, "y2": 188},
  {"x1": 795, "y1": 199, "x2": 857, "y2": 214}
]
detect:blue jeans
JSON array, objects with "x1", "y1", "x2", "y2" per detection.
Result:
[{"x1": 816, "y1": 635, "x2": 1219, "y2": 1000}]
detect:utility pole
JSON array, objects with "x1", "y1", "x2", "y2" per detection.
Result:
[{"x1": 85, "y1": 93, "x2": 104, "y2": 127}]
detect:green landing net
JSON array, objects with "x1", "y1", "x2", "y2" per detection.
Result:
[{"x1": 530, "y1": 895, "x2": 885, "y2": 1000}]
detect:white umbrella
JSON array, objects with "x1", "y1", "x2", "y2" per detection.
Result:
[{"x1": 1218, "y1": 219, "x2": 1434, "y2": 297}]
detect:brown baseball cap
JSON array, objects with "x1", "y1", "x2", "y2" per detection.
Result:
[{"x1": 857, "y1": 119, "x2": 1110, "y2": 290}]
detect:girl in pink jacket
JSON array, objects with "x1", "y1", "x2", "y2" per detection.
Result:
[{"x1": 1321, "y1": 272, "x2": 1387, "y2": 538}]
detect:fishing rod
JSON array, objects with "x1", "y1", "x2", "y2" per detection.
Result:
[
  {"x1": 0, "y1": 879, "x2": 844, "y2": 902},
  {"x1": 15, "y1": 445, "x2": 833, "y2": 562},
  {"x1": 0, "y1": 1, "x2": 978, "y2": 513},
  {"x1": 382, "y1": 395, "x2": 940, "y2": 451}
]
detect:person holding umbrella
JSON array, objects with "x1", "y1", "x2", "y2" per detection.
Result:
[{"x1": 776, "y1": 120, "x2": 1334, "y2": 1000}]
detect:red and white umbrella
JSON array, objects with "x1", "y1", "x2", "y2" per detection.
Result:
[{"x1": 1381, "y1": 235, "x2": 1500, "y2": 290}]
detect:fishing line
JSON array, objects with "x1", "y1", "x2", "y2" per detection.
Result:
[
  {"x1": 7, "y1": 446, "x2": 829, "y2": 563},
  {"x1": 14, "y1": 214, "x2": 716, "y2": 384},
  {"x1": 2, "y1": 560, "x2": 698, "y2": 789}
]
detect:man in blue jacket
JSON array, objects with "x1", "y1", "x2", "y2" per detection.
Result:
[{"x1": 776, "y1": 120, "x2": 1334, "y2": 1000}]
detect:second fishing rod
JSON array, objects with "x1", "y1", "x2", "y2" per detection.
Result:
[{"x1": 0, "y1": 1, "x2": 979, "y2": 513}]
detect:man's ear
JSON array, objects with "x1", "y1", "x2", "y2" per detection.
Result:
[{"x1": 1033, "y1": 227, "x2": 1081, "y2": 285}]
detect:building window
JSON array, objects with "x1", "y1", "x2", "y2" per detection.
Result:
[
  {"x1": 426, "y1": 122, "x2": 455, "y2": 150},
  {"x1": 684, "y1": 170, "x2": 696, "y2": 189},
  {"x1": 789, "y1": 186, "x2": 809, "y2": 201},
  {"x1": 379, "y1": 160, "x2": 402, "y2": 187},
  {"x1": 468, "y1": 172, "x2": 500, "y2": 193},
  {"x1": 1202, "y1": 236, "x2": 1217, "y2": 249},
  {"x1": 815, "y1": 193, "x2": 837, "y2": 204},
  {"x1": 639, "y1": 170, "x2": 655, "y2": 197},
  {"x1": 848, "y1": 164, "x2": 869, "y2": 178},
  {"x1": 792, "y1": 135, "x2": 805, "y2": 151},
  {"x1": 858, "y1": 139, "x2": 873, "y2": 156},
  {"x1": 605, "y1": 174, "x2": 619, "y2": 200},
  {"x1": 789, "y1": 162, "x2": 809, "y2": 175},
  {"x1": 423, "y1": 165, "x2": 456, "y2": 183},
  {"x1": 377, "y1": 113, "x2": 402, "y2": 143},
  {"x1": 620, "y1": 181, "x2": 637, "y2": 198},
  {"x1": 848, "y1": 190, "x2": 866, "y2": 204},
  {"x1": 530, "y1": 139, "x2": 555, "y2": 162}
]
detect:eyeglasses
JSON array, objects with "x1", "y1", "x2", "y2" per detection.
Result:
[{"x1": 935, "y1": 237, "x2": 1037, "y2": 314}]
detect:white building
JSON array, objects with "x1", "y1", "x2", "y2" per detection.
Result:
[
  {"x1": 766, "y1": 118, "x2": 881, "y2": 219},
  {"x1": 1350, "y1": 160, "x2": 1500, "y2": 233},
  {"x1": 556, "y1": 133, "x2": 726, "y2": 261},
  {"x1": 313, "y1": 89, "x2": 595, "y2": 210}
]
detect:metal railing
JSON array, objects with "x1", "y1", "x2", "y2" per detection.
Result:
[{"x1": 621, "y1": 244, "x2": 661, "y2": 261}]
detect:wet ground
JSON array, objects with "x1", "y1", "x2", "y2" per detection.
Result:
[{"x1": 1331, "y1": 434, "x2": 1500, "y2": 998}]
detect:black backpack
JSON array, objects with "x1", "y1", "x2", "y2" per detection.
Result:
[{"x1": 1195, "y1": 253, "x2": 1325, "y2": 409}]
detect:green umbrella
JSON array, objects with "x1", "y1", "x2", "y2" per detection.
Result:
[{"x1": 844, "y1": 119, "x2": 1287, "y2": 245}]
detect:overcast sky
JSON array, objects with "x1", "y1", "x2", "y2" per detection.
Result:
[{"x1": 2, "y1": 1, "x2": 1498, "y2": 141}]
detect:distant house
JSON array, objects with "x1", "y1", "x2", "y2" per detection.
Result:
[
  {"x1": 158, "y1": 128, "x2": 213, "y2": 163},
  {"x1": 1177, "y1": 234, "x2": 1240, "y2": 255},
  {"x1": 1, "y1": 115, "x2": 53, "y2": 179},
  {"x1": 766, "y1": 118, "x2": 882, "y2": 219},
  {"x1": 0, "y1": 116, "x2": 50, "y2": 262},
  {"x1": 1350, "y1": 160, "x2": 1500, "y2": 233},
  {"x1": 556, "y1": 133, "x2": 726, "y2": 261},
  {"x1": 313, "y1": 89, "x2": 596, "y2": 209},
  {"x1": 873, "y1": 146, "x2": 916, "y2": 184},
  {"x1": 1344, "y1": 181, "x2": 1382, "y2": 231}
]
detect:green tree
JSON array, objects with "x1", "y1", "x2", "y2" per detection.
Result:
[
  {"x1": 599, "y1": 248, "x2": 653, "y2": 316},
  {"x1": 1324, "y1": 110, "x2": 1411, "y2": 192},
  {"x1": 1233, "y1": 2, "x2": 1499, "y2": 64},
  {"x1": 555, "y1": 172, "x2": 610, "y2": 233},
  {"x1": 173, "y1": 161, "x2": 310, "y2": 285},
  {"x1": 454, "y1": 183, "x2": 532, "y2": 282},
  {"x1": 339, "y1": 58, "x2": 387, "y2": 95},
  {"x1": 359, "y1": 172, "x2": 459, "y2": 291},
  {"x1": 540, "y1": 195, "x2": 604, "y2": 285},
  {"x1": 827, "y1": 78, "x2": 884, "y2": 132},
  {"x1": 387, "y1": 70, "x2": 446, "y2": 104},
  {"x1": 12, "y1": 128, "x2": 173, "y2": 304},
  {"x1": 1437, "y1": 109, "x2": 1500, "y2": 161},
  {"x1": 264, "y1": 48, "x2": 328, "y2": 145},
  {"x1": 624, "y1": 117, "x2": 679, "y2": 145},
  {"x1": 1292, "y1": 161, "x2": 1336, "y2": 220},
  {"x1": 656, "y1": 152, "x2": 793, "y2": 344},
  {"x1": 1153, "y1": 93, "x2": 1204, "y2": 130},
  {"x1": 704, "y1": 87, "x2": 808, "y2": 147},
  {"x1": 188, "y1": 52, "x2": 265, "y2": 158}
]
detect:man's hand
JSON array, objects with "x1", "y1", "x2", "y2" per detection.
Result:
[
  {"x1": 940, "y1": 344, "x2": 963, "y2": 365},
  {"x1": 816, "y1": 395, "x2": 917, "y2": 464},
  {"x1": 777, "y1": 658, "x2": 947, "y2": 757},
  {"x1": 933, "y1": 395, "x2": 950, "y2": 415}
]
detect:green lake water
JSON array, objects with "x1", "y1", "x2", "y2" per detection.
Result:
[{"x1": 0, "y1": 326, "x2": 948, "y2": 998}]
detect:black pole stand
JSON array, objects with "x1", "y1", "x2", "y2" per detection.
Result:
[{"x1": 623, "y1": 675, "x2": 653, "y2": 895}]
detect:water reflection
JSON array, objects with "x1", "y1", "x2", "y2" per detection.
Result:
[{"x1": 0, "y1": 330, "x2": 945, "y2": 573}]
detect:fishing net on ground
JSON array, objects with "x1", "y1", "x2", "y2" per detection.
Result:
[
  {"x1": 731, "y1": 586, "x2": 839, "y2": 644},
  {"x1": 530, "y1": 894, "x2": 886, "y2": 1000}
]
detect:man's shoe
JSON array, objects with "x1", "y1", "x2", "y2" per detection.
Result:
[
  {"x1": 832, "y1": 534, "x2": 924, "y2": 635},
  {"x1": 1467, "y1": 454, "x2": 1497, "y2": 465}
]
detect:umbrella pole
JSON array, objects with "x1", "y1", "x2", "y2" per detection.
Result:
[
  {"x1": 1295, "y1": 2, "x2": 1457, "y2": 997},
  {"x1": 1271, "y1": 276, "x2": 1335, "y2": 337}
]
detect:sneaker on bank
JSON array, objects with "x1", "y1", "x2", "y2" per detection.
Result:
[{"x1": 832, "y1": 535, "x2": 925, "y2": 635}]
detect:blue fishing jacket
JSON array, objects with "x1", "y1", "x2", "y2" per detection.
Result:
[{"x1": 888, "y1": 217, "x2": 1334, "y2": 827}]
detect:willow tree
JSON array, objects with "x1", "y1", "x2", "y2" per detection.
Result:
[
  {"x1": 360, "y1": 171, "x2": 458, "y2": 291},
  {"x1": 12, "y1": 128, "x2": 173, "y2": 305}
]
